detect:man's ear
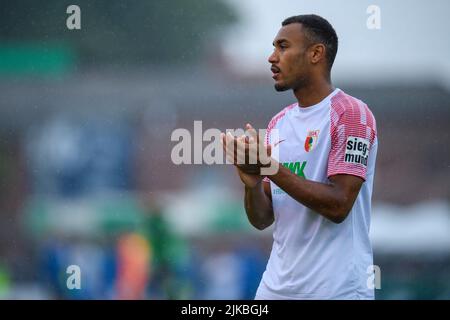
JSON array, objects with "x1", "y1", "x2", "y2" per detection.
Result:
[{"x1": 310, "y1": 43, "x2": 326, "y2": 65}]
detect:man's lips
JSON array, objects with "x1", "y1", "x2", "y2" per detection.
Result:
[{"x1": 271, "y1": 66, "x2": 281, "y2": 79}]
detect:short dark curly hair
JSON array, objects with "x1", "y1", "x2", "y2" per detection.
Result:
[{"x1": 282, "y1": 14, "x2": 338, "y2": 71}]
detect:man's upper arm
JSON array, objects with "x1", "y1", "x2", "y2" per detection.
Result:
[{"x1": 328, "y1": 174, "x2": 364, "y2": 215}]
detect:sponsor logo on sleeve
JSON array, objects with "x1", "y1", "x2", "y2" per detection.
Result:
[{"x1": 345, "y1": 136, "x2": 370, "y2": 167}]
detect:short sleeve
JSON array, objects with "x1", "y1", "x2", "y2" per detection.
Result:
[{"x1": 327, "y1": 99, "x2": 377, "y2": 181}]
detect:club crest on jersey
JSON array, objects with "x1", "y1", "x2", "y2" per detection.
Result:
[{"x1": 304, "y1": 130, "x2": 320, "y2": 152}]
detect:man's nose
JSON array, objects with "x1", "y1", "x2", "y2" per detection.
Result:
[{"x1": 268, "y1": 51, "x2": 278, "y2": 64}]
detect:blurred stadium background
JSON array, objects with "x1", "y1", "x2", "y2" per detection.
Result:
[{"x1": 0, "y1": 0, "x2": 449, "y2": 299}]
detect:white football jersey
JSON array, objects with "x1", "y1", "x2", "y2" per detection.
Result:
[{"x1": 257, "y1": 88, "x2": 378, "y2": 300}]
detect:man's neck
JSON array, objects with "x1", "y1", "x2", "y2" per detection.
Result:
[{"x1": 293, "y1": 78, "x2": 335, "y2": 108}]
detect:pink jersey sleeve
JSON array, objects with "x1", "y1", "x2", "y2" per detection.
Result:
[{"x1": 327, "y1": 92, "x2": 377, "y2": 181}]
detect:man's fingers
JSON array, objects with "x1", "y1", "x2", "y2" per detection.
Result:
[
  {"x1": 221, "y1": 133, "x2": 232, "y2": 162},
  {"x1": 245, "y1": 123, "x2": 255, "y2": 131},
  {"x1": 235, "y1": 137, "x2": 248, "y2": 164},
  {"x1": 222, "y1": 132, "x2": 235, "y2": 164},
  {"x1": 220, "y1": 133, "x2": 226, "y2": 150},
  {"x1": 222, "y1": 128, "x2": 269, "y2": 168},
  {"x1": 222, "y1": 132, "x2": 247, "y2": 165},
  {"x1": 225, "y1": 132, "x2": 235, "y2": 145},
  {"x1": 246, "y1": 123, "x2": 258, "y2": 143},
  {"x1": 238, "y1": 164, "x2": 260, "y2": 174}
]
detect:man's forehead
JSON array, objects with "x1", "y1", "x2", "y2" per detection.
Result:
[{"x1": 273, "y1": 23, "x2": 305, "y2": 43}]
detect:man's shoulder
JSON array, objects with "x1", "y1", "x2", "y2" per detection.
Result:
[
  {"x1": 331, "y1": 90, "x2": 377, "y2": 132},
  {"x1": 333, "y1": 89, "x2": 374, "y2": 110},
  {"x1": 266, "y1": 102, "x2": 297, "y2": 131},
  {"x1": 331, "y1": 89, "x2": 366, "y2": 110}
]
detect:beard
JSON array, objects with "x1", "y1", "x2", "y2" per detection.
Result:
[
  {"x1": 274, "y1": 74, "x2": 308, "y2": 92},
  {"x1": 274, "y1": 82, "x2": 290, "y2": 92}
]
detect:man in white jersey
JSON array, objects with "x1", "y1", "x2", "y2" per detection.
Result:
[{"x1": 221, "y1": 14, "x2": 378, "y2": 299}]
